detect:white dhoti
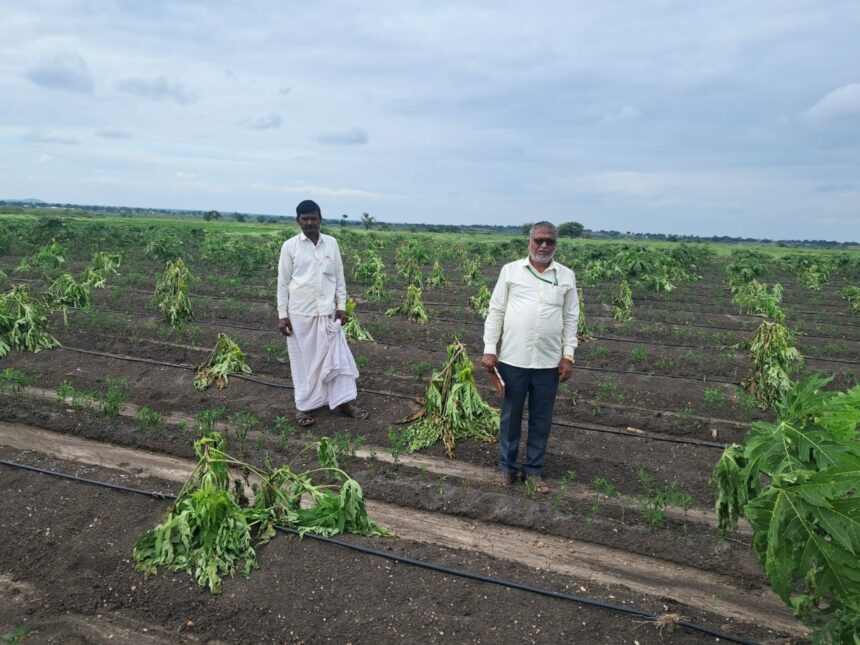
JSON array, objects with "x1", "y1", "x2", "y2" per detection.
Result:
[{"x1": 286, "y1": 314, "x2": 359, "y2": 411}]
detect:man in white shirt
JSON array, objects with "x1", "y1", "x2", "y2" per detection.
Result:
[
  {"x1": 481, "y1": 222, "x2": 579, "y2": 493},
  {"x1": 277, "y1": 200, "x2": 367, "y2": 426}
]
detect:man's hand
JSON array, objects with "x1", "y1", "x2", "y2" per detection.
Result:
[
  {"x1": 278, "y1": 317, "x2": 293, "y2": 336},
  {"x1": 480, "y1": 353, "x2": 498, "y2": 373},
  {"x1": 335, "y1": 309, "x2": 348, "y2": 326},
  {"x1": 558, "y1": 357, "x2": 574, "y2": 382}
]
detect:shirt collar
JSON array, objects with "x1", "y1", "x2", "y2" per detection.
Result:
[
  {"x1": 520, "y1": 256, "x2": 555, "y2": 271},
  {"x1": 299, "y1": 232, "x2": 324, "y2": 244}
]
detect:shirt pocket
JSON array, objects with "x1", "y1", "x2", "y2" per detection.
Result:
[
  {"x1": 321, "y1": 256, "x2": 336, "y2": 275},
  {"x1": 544, "y1": 286, "x2": 566, "y2": 306}
]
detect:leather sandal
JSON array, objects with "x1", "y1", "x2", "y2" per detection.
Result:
[
  {"x1": 295, "y1": 411, "x2": 315, "y2": 427},
  {"x1": 339, "y1": 403, "x2": 368, "y2": 420}
]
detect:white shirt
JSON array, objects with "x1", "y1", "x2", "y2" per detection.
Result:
[
  {"x1": 277, "y1": 232, "x2": 347, "y2": 318},
  {"x1": 483, "y1": 257, "x2": 579, "y2": 369}
]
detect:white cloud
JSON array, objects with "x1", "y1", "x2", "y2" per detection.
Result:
[
  {"x1": 114, "y1": 76, "x2": 195, "y2": 104},
  {"x1": 25, "y1": 53, "x2": 94, "y2": 94},
  {"x1": 315, "y1": 127, "x2": 368, "y2": 145},
  {"x1": 35, "y1": 155, "x2": 52, "y2": 164},
  {"x1": 23, "y1": 130, "x2": 79, "y2": 145},
  {"x1": 244, "y1": 113, "x2": 282, "y2": 130},
  {"x1": 599, "y1": 105, "x2": 641, "y2": 125},
  {"x1": 589, "y1": 171, "x2": 678, "y2": 199},
  {"x1": 805, "y1": 82, "x2": 860, "y2": 123},
  {"x1": 251, "y1": 181, "x2": 396, "y2": 200},
  {"x1": 95, "y1": 129, "x2": 133, "y2": 139}
]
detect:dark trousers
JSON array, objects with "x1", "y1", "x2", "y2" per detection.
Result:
[{"x1": 497, "y1": 362, "x2": 559, "y2": 477}]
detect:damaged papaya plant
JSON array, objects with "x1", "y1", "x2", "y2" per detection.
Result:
[
  {"x1": 133, "y1": 432, "x2": 390, "y2": 594},
  {"x1": 712, "y1": 374, "x2": 860, "y2": 642}
]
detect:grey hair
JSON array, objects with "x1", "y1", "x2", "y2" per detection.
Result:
[{"x1": 529, "y1": 221, "x2": 558, "y2": 238}]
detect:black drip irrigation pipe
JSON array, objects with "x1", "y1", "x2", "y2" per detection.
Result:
[
  {"x1": 593, "y1": 312, "x2": 860, "y2": 342},
  {"x1": 0, "y1": 457, "x2": 760, "y2": 645},
  {"x1": 57, "y1": 345, "x2": 729, "y2": 449},
  {"x1": 63, "y1": 304, "x2": 860, "y2": 367}
]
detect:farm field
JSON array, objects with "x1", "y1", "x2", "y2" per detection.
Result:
[{"x1": 1, "y1": 213, "x2": 859, "y2": 643}]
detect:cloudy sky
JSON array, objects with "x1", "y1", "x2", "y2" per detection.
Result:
[{"x1": 1, "y1": 1, "x2": 859, "y2": 241}]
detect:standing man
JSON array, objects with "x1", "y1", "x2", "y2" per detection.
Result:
[
  {"x1": 481, "y1": 222, "x2": 579, "y2": 493},
  {"x1": 277, "y1": 200, "x2": 367, "y2": 426}
]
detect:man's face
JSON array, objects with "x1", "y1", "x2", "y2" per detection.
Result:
[
  {"x1": 528, "y1": 228, "x2": 557, "y2": 264},
  {"x1": 297, "y1": 211, "x2": 321, "y2": 237}
]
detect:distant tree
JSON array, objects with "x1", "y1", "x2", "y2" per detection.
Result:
[
  {"x1": 257, "y1": 215, "x2": 267, "y2": 223},
  {"x1": 667, "y1": 234, "x2": 679, "y2": 243},
  {"x1": 234, "y1": 213, "x2": 246, "y2": 222},
  {"x1": 558, "y1": 221, "x2": 585, "y2": 238},
  {"x1": 341, "y1": 214, "x2": 348, "y2": 227},
  {"x1": 203, "y1": 210, "x2": 221, "y2": 221},
  {"x1": 521, "y1": 222, "x2": 533, "y2": 236},
  {"x1": 361, "y1": 212, "x2": 375, "y2": 230}
]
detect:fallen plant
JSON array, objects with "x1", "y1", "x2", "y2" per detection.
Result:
[
  {"x1": 0, "y1": 285, "x2": 58, "y2": 357},
  {"x1": 342, "y1": 297, "x2": 374, "y2": 341},
  {"x1": 741, "y1": 319, "x2": 802, "y2": 409},
  {"x1": 195, "y1": 334, "x2": 252, "y2": 390},
  {"x1": 133, "y1": 432, "x2": 390, "y2": 593},
  {"x1": 400, "y1": 340, "x2": 498, "y2": 457},
  {"x1": 155, "y1": 259, "x2": 194, "y2": 328},
  {"x1": 612, "y1": 280, "x2": 633, "y2": 322},
  {"x1": 386, "y1": 284, "x2": 429, "y2": 324},
  {"x1": 469, "y1": 285, "x2": 491, "y2": 318}
]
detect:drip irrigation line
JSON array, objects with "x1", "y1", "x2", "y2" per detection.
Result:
[
  {"x1": 59, "y1": 344, "x2": 196, "y2": 370},
  {"x1": 551, "y1": 420, "x2": 726, "y2": 449},
  {"x1": 0, "y1": 457, "x2": 759, "y2": 645},
  {"x1": 0, "y1": 458, "x2": 173, "y2": 499},
  {"x1": 593, "y1": 312, "x2": 860, "y2": 342},
  {"x1": 579, "y1": 365, "x2": 738, "y2": 385},
  {"x1": 60, "y1": 304, "x2": 860, "y2": 367},
  {"x1": 54, "y1": 344, "x2": 731, "y2": 448}
]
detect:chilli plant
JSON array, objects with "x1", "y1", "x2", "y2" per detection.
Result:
[
  {"x1": 134, "y1": 432, "x2": 389, "y2": 594},
  {"x1": 712, "y1": 374, "x2": 860, "y2": 642}
]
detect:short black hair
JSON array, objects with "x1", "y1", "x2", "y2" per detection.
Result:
[{"x1": 296, "y1": 199, "x2": 321, "y2": 218}]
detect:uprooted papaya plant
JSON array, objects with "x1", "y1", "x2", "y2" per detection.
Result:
[
  {"x1": 194, "y1": 333, "x2": 252, "y2": 390},
  {"x1": 399, "y1": 339, "x2": 498, "y2": 457},
  {"x1": 712, "y1": 374, "x2": 860, "y2": 642},
  {"x1": 342, "y1": 297, "x2": 374, "y2": 341},
  {"x1": 0, "y1": 285, "x2": 58, "y2": 357},
  {"x1": 133, "y1": 432, "x2": 390, "y2": 593}
]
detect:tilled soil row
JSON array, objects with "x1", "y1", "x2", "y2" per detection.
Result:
[{"x1": 0, "y1": 426, "x2": 802, "y2": 641}]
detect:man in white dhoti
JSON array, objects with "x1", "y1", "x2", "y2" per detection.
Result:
[{"x1": 277, "y1": 200, "x2": 367, "y2": 426}]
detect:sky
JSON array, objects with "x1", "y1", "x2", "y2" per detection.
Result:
[{"x1": 1, "y1": 1, "x2": 859, "y2": 242}]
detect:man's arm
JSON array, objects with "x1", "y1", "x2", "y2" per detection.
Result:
[
  {"x1": 277, "y1": 242, "x2": 293, "y2": 335},
  {"x1": 481, "y1": 265, "x2": 508, "y2": 371},
  {"x1": 560, "y1": 271, "x2": 580, "y2": 358},
  {"x1": 332, "y1": 238, "x2": 348, "y2": 325},
  {"x1": 557, "y1": 271, "x2": 580, "y2": 381}
]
